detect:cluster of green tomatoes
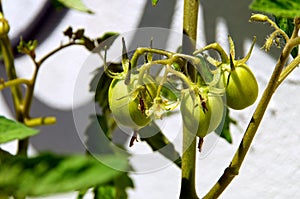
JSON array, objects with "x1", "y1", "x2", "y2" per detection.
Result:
[{"x1": 106, "y1": 37, "x2": 258, "y2": 148}]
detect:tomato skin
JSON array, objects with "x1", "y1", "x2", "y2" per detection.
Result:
[
  {"x1": 180, "y1": 92, "x2": 224, "y2": 138},
  {"x1": 108, "y1": 75, "x2": 155, "y2": 129},
  {"x1": 220, "y1": 64, "x2": 258, "y2": 110}
]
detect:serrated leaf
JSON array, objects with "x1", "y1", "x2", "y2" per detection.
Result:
[
  {"x1": 0, "y1": 153, "x2": 128, "y2": 197},
  {"x1": 275, "y1": 16, "x2": 298, "y2": 58},
  {"x1": 94, "y1": 186, "x2": 116, "y2": 199},
  {"x1": 250, "y1": 0, "x2": 300, "y2": 18},
  {"x1": 53, "y1": 0, "x2": 93, "y2": 13},
  {"x1": 94, "y1": 170, "x2": 134, "y2": 199},
  {"x1": 152, "y1": 0, "x2": 159, "y2": 7},
  {"x1": 0, "y1": 116, "x2": 38, "y2": 144}
]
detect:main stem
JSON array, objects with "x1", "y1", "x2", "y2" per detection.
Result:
[
  {"x1": 179, "y1": 0, "x2": 199, "y2": 198},
  {"x1": 180, "y1": 126, "x2": 198, "y2": 199},
  {"x1": 1, "y1": 37, "x2": 28, "y2": 156},
  {"x1": 0, "y1": 4, "x2": 28, "y2": 157}
]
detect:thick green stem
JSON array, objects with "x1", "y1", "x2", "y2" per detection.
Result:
[
  {"x1": 0, "y1": 34, "x2": 28, "y2": 157},
  {"x1": 0, "y1": 36, "x2": 23, "y2": 118},
  {"x1": 180, "y1": 0, "x2": 199, "y2": 198},
  {"x1": 182, "y1": 0, "x2": 199, "y2": 82},
  {"x1": 179, "y1": 125, "x2": 198, "y2": 199},
  {"x1": 0, "y1": 6, "x2": 28, "y2": 157},
  {"x1": 203, "y1": 32, "x2": 297, "y2": 199},
  {"x1": 183, "y1": 0, "x2": 199, "y2": 44}
]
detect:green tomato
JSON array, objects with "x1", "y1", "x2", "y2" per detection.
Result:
[
  {"x1": 108, "y1": 75, "x2": 156, "y2": 129},
  {"x1": 220, "y1": 64, "x2": 258, "y2": 110},
  {"x1": 180, "y1": 92, "x2": 224, "y2": 138}
]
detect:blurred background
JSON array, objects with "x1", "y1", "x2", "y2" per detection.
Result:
[{"x1": 1, "y1": 0, "x2": 300, "y2": 198}]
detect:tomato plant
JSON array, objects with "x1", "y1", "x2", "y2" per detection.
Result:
[{"x1": 1, "y1": 0, "x2": 300, "y2": 198}]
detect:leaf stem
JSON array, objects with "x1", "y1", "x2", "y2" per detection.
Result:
[
  {"x1": 130, "y1": 47, "x2": 173, "y2": 69},
  {"x1": 275, "y1": 53, "x2": 300, "y2": 89},
  {"x1": 37, "y1": 41, "x2": 83, "y2": 66},
  {"x1": 24, "y1": 117, "x2": 56, "y2": 127},
  {"x1": 0, "y1": 78, "x2": 31, "y2": 91},
  {"x1": 22, "y1": 41, "x2": 85, "y2": 118}
]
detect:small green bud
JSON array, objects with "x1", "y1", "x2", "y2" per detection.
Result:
[{"x1": 249, "y1": 14, "x2": 269, "y2": 23}]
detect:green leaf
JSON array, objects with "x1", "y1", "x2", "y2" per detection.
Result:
[
  {"x1": 90, "y1": 63, "x2": 123, "y2": 110},
  {"x1": 152, "y1": 0, "x2": 159, "y2": 7},
  {"x1": 96, "y1": 32, "x2": 119, "y2": 45},
  {"x1": 275, "y1": 16, "x2": 298, "y2": 58},
  {"x1": 94, "y1": 173, "x2": 134, "y2": 199},
  {"x1": 94, "y1": 186, "x2": 116, "y2": 199},
  {"x1": 0, "y1": 153, "x2": 128, "y2": 197},
  {"x1": 52, "y1": 0, "x2": 93, "y2": 13},
  {"x1": 161, "y1": 81, "x2": 181, "y2": 102},
  {"x1": 250, "y1": 0, "x2": 300, "y2": 18},
  {"x1": 215, "y1": 108, "x2": 237, "y2": 144},
  {"x1": 0, "y1": 116, "x2": 38, "y2": 144},
  {"x1": 114, "y1": 174, "x2": 134, "y2": 198}
]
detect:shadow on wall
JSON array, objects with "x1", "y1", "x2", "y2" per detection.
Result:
[
  {"x1": 2, "y1": 0, "x2": 278, "y2": 153},
  {"x1": 200, "y1": 0, "x2": 280, "y2": 58}
]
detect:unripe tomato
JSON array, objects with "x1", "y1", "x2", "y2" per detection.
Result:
[
  {"x1": 220, "y1": 64, "x2": 258, "y2": 110},
  {"x1": 108, "y1": 74, "x2": 156, "y2": 129},
  {"x1": 180, "y1": 92, "x2": 224, "y2": 138}
]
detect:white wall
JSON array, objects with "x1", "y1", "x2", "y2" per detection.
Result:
[{"x1": 1, "y1": 0, "x2": 300, "y2": 198}]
